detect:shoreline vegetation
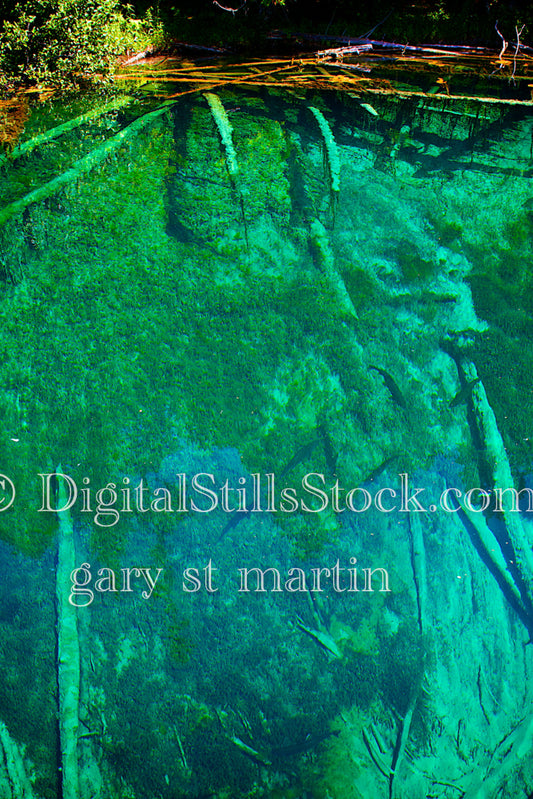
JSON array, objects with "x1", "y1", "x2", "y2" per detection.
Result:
[{"x1": 0, "y1": 0, "x2": 532, "y2": 98}]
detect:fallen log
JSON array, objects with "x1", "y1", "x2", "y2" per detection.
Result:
[
  {"x1": 0, "y1": 100, "x2": 175, "y2": 227},
  {"x1": 0, "y1": 96, "x2": 132, "y2": 168},
  {"x1": 56, "y1": 465, "x2": 80, "y2": 799}
]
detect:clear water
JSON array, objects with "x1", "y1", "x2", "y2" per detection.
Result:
[{"x1": 0, "y1": 85, "x2": 533, "y2": 798}]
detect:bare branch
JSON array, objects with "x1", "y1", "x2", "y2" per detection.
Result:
[
  {"x1": 512, "y1": 23, "x2": 526, "y2": 80},
  {"x1": 213, "y1": 0, "x2": 247, "y2": 14},
  {"x1": 495, "y1": 20, "x2": 508, "y2": 61}
]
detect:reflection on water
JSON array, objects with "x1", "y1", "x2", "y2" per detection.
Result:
[{"x1": 0, "y1": 84, "x2": 532, "y2": 798}]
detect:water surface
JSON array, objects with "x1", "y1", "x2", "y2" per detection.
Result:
[{"x1": 0, "y1": 79, "x2": 532, "y2": 798}]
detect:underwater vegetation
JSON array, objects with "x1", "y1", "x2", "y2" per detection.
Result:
[{"x1": 0, "y1": 86, "x2": 532, "y2": 798}]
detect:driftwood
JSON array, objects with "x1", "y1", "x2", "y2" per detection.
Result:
[
  {"x1": 116, "y1": 52, "x2": 533, "y2": 107},
  {"x1": 122, "y1": 48, "x2": 159, "y2": 65},
  {"x1": 121, "y1": 41, "x2": 228, "y2": 65},
  {"x1": 317, "y1": 44, "x2": 373, "y2": 59},
  {"x1": 273, "y1": 31, "x2": 518, "y2": 58}
]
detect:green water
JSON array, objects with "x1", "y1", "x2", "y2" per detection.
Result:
[{"x1": 0, "y1": 85, "x2": 532, "y2": 798}]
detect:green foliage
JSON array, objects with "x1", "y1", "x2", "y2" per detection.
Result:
[{"x1": 0, "y1": 0, "x2": 160, "y2": 90}]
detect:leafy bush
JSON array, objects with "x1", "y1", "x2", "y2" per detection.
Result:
[{"x1": 0, "y1": 0, "x2": 162, "y2": 90}]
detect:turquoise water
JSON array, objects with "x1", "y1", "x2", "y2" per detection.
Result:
[{"x1": 0, "y1": 85, "x2": 533, "y2": 798}]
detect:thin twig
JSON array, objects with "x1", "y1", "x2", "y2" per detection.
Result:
[
  {"x1": 495, "y1": 21, "x2": 508, "y2": 61},
  {"x1": 512, "y1": 23, "x2": 525, "y2": 80},
  {"x1": 359, "y1": 9, "x2": 394, "y2": 39},
  {"x1": 213, "y1": 0, "x2": 247, "y2": 13}
]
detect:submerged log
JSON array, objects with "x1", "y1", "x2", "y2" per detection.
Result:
[
  {"x1": 0, "y1": 100, "x2": 175, "y2": 227},
  {"x1": 56, "y1": 465, "x2": 80, "y2": 799},
  {"x1": 0, "y1": 721, "x2": 37, "y2": 798},
  {"x1": 0, "y1": 96, "x2": 131, "y2": 168}
]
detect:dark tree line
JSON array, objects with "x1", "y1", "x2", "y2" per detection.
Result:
[{"x1": 0, "y1": 0, "x2": 530, "y2": 90}]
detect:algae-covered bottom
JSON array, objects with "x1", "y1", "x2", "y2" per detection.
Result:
[{"x1": 0, "y1": 83, "x2": 532, "y2": 798}]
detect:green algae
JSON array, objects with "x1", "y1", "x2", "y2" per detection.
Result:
[
  {"x1": 0, "y1": 86, "x2": 532, "y2": 799},
  {"x1": 397, "y1": 240, "x2": 436, "y2": 283}
]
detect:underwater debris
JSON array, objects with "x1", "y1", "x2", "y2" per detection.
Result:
[
  {"x1": 462, "y1": 361, "x2": 533, "y2": 610},
  {"x1": 362, "y1": 725, "x2": 390, "y2": 779},
  {"x1": 362, "y1": 671, "x2": 425, "y2": 797},
  {"x1": 308, "y1": 106, "x2": 341, "y2": 195},
  {"x1": 461, "y1": 714, "x2": 533, "y2": 798},
  {"x1": 442, "y1": 353, "x2": 533, "y2": 634},
  {"x1": 230, "y1": 727, "x2": 339, "y2": 770},
  {"x1": 174, "y1": 728, "x2": 190, "y2": 775},
  {"x1": 56, "y1": 464, "x2": 81, "y2": 799},
  {"x1": 360, "y1": 102, "x2": 379, "y2": 117},
  {"x1": 452, "y1": 495, "x2": 525, "y2": 618},
  {"x1": 408, "y1": 512, "x2": 427, "y2": 635},
  {"x1": 204, "y1": 92, "x2": 239, "y2": 178},
  {"x1": 230, "y1": 736, "x2": 272, "y2": 767},
  {"x1": 0, "y1": 101, "x2": 175, "y2": 227},
  {"x1": 388, "y1": 683, "x2": 419, "y2": 799},
  {"x1": 203, "y1": 92, "x2": 249, "y2": 249},
  {"x1": 0, "y1": 96, "x2": 131, "y2": 168},
  {"x1": 389, "y1": 124, "x2": 411, "y2": 159},
  {"x1": 296, "y1": 615, "x2": 343, "y2": 659},
  {"x1": 310, "y1": 219, "x2": 357, "y2": 318},
  {"x1": 0, "y1": 720, "x2": 37, "y2": 798}
]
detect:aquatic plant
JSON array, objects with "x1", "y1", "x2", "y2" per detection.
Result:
[
  {"x1": 396, "y1": 239, "x2": 435, "y2": 282},
  {"x1": 434, "y1": 218, "x2": 463, "y2": 245},
  {"x1": 505, "y1": 214, "x2": 533, "y2": 248}
]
